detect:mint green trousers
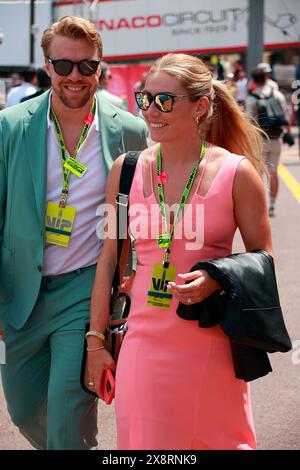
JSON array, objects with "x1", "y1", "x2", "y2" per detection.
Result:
[{"x1": 1, "y1": 265, "x2": 98, "y2": 450}]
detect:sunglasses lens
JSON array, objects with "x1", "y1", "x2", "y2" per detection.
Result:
[
  {"x1": 135, "y1": 92, "x2": 150, "y2": 111},
  {"x1": 135, "y1": 92, "x2": 174, "y2": 112},
  {"x1": 53, "y1": 60, "x2": 73, "y2": 76},
  {"x1": 51, "y1": 59, "x2": 99, "y2": 76},
  {"x1": 78, "y1": 60, "x2": 99, "y2": 76},
  {"x1": 155, "y1": 94, "x2": 173, "y2": 112}
]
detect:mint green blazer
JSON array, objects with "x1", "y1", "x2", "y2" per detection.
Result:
[{"x1": 0, "y1": 90, "x2": 147, "y2": 329}]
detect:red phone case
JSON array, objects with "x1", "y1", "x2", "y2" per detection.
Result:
[{"x1": 101, "y1": 368, "x2": 115, "y2": 404}]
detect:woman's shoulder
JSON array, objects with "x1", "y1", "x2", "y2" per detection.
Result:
[
  {"x1": 208, "y1": 144, "x2": 245, "y2": 172},
  {"x1": 210, "y1": 144, "x2": 246, "y2": 160},
  {"x1": 137, "y1": 144, "x2": 158, "y2": 171},
  {"x1": 209, "y1": 145, "x2": 228, "y2": 162},
  {"x1": 111, "y1": 145, "x2": 155, "y2": 171},
  {"x1": 141, "y1": 144, "x2": 158, "y2": 160},
  {"x1": 233, "y1": 155, "x2": 264, "y2": 198}
]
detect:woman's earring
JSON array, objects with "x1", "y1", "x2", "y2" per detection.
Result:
[{"x1": 194, "y1": 115, "x2": 200, "y2": 125}]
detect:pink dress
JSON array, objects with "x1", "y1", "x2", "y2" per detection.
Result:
[{"x1": 115, "y1": 146, "x2": 256, "y2": 450}]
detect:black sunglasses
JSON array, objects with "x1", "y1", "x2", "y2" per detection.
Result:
[
  {"x1": 135, "y1": 91, "x2": 190, "y2": 113},
  {"x1": 48, "y1": 58, "x2": 100, "y2": 77}
]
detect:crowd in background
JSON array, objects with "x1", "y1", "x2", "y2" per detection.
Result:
[
  {"x1": 0, "y1": 56, "x2": 298, "y2": 121},
  {"x1": 1, "y1": 56, "x2": 296, "y2": 205}
]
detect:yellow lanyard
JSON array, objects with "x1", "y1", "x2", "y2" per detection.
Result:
[
  {"x1": 156, "y1": 140, "x2": 206, "y2": 267},
  {"x1": 50, "y1": 99, "x2": 96, "y2": 207}
]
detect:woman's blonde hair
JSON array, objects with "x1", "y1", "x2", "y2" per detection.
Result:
[
  {"x1": 148, "y1": 53, "x2": 266, "y2": 175},
  {"x1": 41, "y1": 16, "x2": 103, "y2": 59}
]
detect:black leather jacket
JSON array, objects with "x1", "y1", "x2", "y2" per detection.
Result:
[{"x1": 177, "y1": 250, "x2": 292, "y2": 382}]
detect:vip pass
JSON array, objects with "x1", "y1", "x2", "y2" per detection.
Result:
[
  {"x1": 45, "y1": 202, "x2": 76, "y2": 248},
  {"x1": 45, "y1": 100, "x2": 95, "y2": 248},
  {"x1": 147, "y1": 140, "x2": 206, "y2": 309}
]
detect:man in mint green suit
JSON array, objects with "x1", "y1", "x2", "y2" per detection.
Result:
[{"x1": 0, "y1": 16, "x2": 147, "y2": 449}]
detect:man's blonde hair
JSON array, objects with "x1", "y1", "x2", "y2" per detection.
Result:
[{"x1": 41, "y1": 16, "x2": 103, "y2": 59}]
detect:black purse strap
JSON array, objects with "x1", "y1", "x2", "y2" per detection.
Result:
[{"x1": 111, "y1": 151, "x2": 141, "y2": 301}]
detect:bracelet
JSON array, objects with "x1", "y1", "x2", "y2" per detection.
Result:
[
  {"x1": 86, "y1": 346, "x2": 105, "y2": 352},
  {"x1": 85, "y1": 330, "x2": 105, "y2": 342}
]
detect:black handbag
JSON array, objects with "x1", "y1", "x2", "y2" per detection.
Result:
[
  {"x1": 105, "y1": 294, "x2": 131, "y2": 363},
  {"x1": 81, "y1": 151, "x2": 140, "y2": 395},
  {"x1": 105, "y1": 151, "x2": 140, "y2": 362}
]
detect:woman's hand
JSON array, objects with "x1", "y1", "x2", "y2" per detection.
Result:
[
  {"x1": 167, "y1": 270, "x2": 220, "y2": 305},
  {"x1": 85, "y1": 347, "x2": 116, "y2": 399}
]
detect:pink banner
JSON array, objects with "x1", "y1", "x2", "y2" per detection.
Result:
[{"x1": 107, "y1": 64, "x2": 150, "y2": 114}]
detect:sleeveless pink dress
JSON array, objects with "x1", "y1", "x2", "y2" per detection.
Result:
[{"x1": 115, "y1": 146, "x2": 256, "y2": 450}]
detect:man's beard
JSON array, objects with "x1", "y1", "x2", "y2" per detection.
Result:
[{"x1": 52, "y1": 84, "x2": 96, "y2": 109}]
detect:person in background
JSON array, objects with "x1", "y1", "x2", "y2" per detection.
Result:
[
  {"x1": 246, "y1": 67, "x2": 289, "y2": 217},
  {"x1": 0, "y1": 79, "x2": 5, "y2": 110},
  {"x1": 133, "y1": 71, "x2": 156, "y2": 146},
  {"x1": 10, "y1": 73, "x2": 22, "y2": 88},
  {"x1": 87, "y1": 52, "x2": 273, "y2": 450},
  {"x1": 215, "y1": 58, "x2": 225, "y2": 80},
  {"x1": 233, "y1": 69, "x2": 248, "y2": 109},
  {"x1": 21, "y1": 68, "x2": 51, "y2": 102},
  {"x1": 257, "y1": 62, "x2": 279, "y2": 91},
  {"x1": 5, "y1": 67, "x2": 37, "y2": 107},
  {"x1": 0, "y1": 15, "x2": 147, "y2": 450},
  {"x1": 97, "y1": 61, "x2": 125, "y2": 109},
  {"x1": 225, "y1": 72, "x2": 237, "y2": 98},
  {"x1": 248, "y1": 62, "x2": 279, "y2": 93},
  {"x1": 133, "y1": 72, "x2": 148, "y2": 116},
  {"x1": 233, "y1": 60, "x2": 245, "y2": 81},
  {"x1": 1, "y1": 73, "x2": 22, "y2": 110}
]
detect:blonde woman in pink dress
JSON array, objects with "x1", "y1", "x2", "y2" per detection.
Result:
[{"x1": 86, "y1": 53, "x2": 273, "y2": 450}]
